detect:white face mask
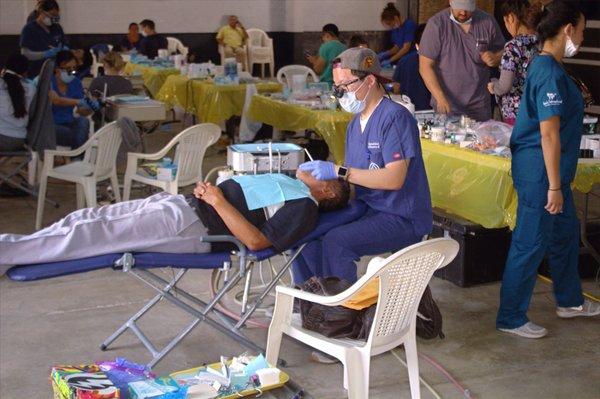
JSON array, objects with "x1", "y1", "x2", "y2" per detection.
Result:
[
  {"x1": 450, "y1": 12, "x2": 472, "y2": 25},
  {"x1": 59, "y1": 70, "x2": 75, "y2": 84},
  {"x1": 42, "y1": 16, "x2": 52, "y2": 26},
  {"x1": 564, "y1": 35, "x2": 579, "y2": 58},
  {"x1": 338, "y1": 80, "x2": 369, "y2": 114},
  {"x1": 141, "y1": 30, "x2": 148, "y2": 37}
]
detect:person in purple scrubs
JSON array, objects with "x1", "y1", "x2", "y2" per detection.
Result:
[{"x1": 419, "y1": 0, "x2": 505, "y2": 121}]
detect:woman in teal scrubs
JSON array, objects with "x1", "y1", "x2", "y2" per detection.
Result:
[{"x1": 497, "y1": 1, "x2": 599, "y2": 339}]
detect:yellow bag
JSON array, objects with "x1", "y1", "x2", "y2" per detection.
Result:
[{"x1": 342, "y1": 278, "x2": 379, "y2": 310}]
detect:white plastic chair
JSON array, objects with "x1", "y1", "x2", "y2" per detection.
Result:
[
  {"x1": 123, "y1": 123, "x2": 221, "y2": 200},
  {"x1": 246, "y1": 28, "x2": 274, "y2": 78},
  {"x1": 36, "y1": 121, "x2": 123, "y2": 229},
  {"x1": 276, "y1": 65, "x2": 318, "y2": 89},
  {"x1": 218, "y1": 43, "x2": 249, "y2": 72},
  {"x1": 166, "y1": 37, "x2": 189, "y2": 57},
  {"x1": 266, "y1": 238, "x2": 459, "y2": 399},
  {"x1": 90, "y1": 44, "x2": 114, "y2": 78}
]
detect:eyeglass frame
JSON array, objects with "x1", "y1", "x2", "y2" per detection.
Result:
[{"x1": 332, "y1": 78, "x2": 364, "y2": 98}]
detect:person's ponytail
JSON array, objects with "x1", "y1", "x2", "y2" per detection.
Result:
[
  {"x1": 381, "y1": 2, "x2": 401, "y2": 22},
  {"x1": 1, "y1": 54, "x2": 29, "y2": 119},
  {"x1": 534, "y1": 0, "x2": 583, "y2": 43}
]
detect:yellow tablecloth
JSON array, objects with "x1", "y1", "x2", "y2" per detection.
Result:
[
  {"x1": 422, "y1": 142, "x2": 600, "y2": 229},
  {"x1": 247, "y1": 95, "x2": 351, "y2": 163},
  {"x1": 246, "y1": 95, "x2": 600, "y2": 229},
  {"x1": 155, "y1": 75, "x2": 282, "y2": 124},
  {"x1": 123, "y1": 63, "x2": 180, "y2": 97}
]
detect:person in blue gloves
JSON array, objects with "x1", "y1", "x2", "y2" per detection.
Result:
[
  {"x1": 377, "y1": 3, "x2": 417, "y2": 70},
  {"x1": 496, "y1": 0, "x2": 600, "y2": 339},
  {"x1": 49, "y1": 51, "x2": 100, "y2": 149},
  {"x1": 294, "y1": 47, "x2": 432, "y2": 283},
  {"x1": 20, "y1": 0, "x2": 68, "y2": 77}
]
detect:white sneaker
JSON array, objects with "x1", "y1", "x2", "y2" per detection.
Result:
[
  {"x1": 556, "y1": 300, "x2": 600, "y2": 318},
  {"x1": 498, "y1": 322, "x2": 548, "y2": 339}
]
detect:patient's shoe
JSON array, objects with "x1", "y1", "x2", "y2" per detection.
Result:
[
  {"x1": 556, "y1": 300, "x2": 600, "y2": 318},
  {"x1": 498, "y1": 322, "x2": 547, "y2": 339}
]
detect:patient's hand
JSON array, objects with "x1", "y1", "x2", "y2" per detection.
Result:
[
  {"x1": 193, "y1": 181, "x2": 206, "y2": 199},
  {"x1": 196, "y1": 182, "x2": 224, "y2": 207}
]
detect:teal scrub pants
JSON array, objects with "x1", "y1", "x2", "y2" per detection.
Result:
[{"x1": 496, "y1": 181, "x2": 584, "y2": 329}]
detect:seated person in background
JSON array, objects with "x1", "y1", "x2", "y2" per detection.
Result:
[
  {"x1": 139, "y1": 19, "x2": 168, "y2": 59},
  {"x1": 20, "y1": 0, "x2": 67, "y2": 77},
  {"x1": 73, "y1": 48, "x2": 92, "y2": 79},
  {"x1": 349, "y1": 35, "x2": 369, "y2": 48},
  {"x1": 0, "y1": 172, "x2": 350, "y2": 266},
  {"x1": 89, "y1": 51, "x2": 133, "y2": 97},
  {"x1": 120, "y1": 22, "x2": 142, "y2": 52},
  {"x1": 0, "y1": 54, "x2": 35, "y2": 151},
  {"x1": 49, "y1": 51, "x2": 98, "y2": 149},
  {"x1": 307, "y1": 24, "x2": 347, "y2": 86},
  {"x1": 392, "y1": 23, "x2": 431, "y2": 111},
  {"x1": 216, "y1": 15, "x2": 249, "y2": 70},
  {"x1": 26, "y1": 0, "x2": 46, "y2": 23},
  {"x1": 377, "y1": 2, "x2": 417, "y2": 68}
]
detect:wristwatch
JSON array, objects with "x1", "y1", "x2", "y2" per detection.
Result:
[{"x1": 337, "y1": 165, "x2": 349, "y2": 180}]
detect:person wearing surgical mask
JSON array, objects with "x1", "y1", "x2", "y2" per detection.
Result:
[
  {"x1": 295, "y1": 47, "x2": 432, "y2": 286},
  {"x1": 49, "y1": 51, "x2": 98, "y2": 149},
  {"x1": 20, "y1": 0, "x2": 67, "y2": 77},
  {"x1": 377, "y1": 2, "x2": 417, "y2": 69},
  {"x1": 139, "y1": 19, "x2": 168, "y2": 59},
  {"x1": 496, "y1": 1, "x2": 599, "y2": 340},
  {"x1": 418, "y1": 0, "x2": 505, "y2": 121}
]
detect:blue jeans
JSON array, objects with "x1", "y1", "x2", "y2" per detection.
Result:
[
  {"x1": 496, "y1": 182, "x2": 584, "y2": 329},
  {"x1": 292, "y1": 208, "x2": 422, "y2": 283},
  {"x1": 55, "y1": 117, "x2": 90, "y2": 149}
]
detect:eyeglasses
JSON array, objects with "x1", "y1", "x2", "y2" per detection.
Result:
[
  {"x1": 332, "y1": 78, "x2": 361, "y2": 98},
  {"x1": 59, "y1": 67, "x2": 77, "y2": 75}
]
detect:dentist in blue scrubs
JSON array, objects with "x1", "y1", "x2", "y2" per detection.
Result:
[
  {"x1": 295, "y1": 47, "x2": 432, "y2": 283},
  {"x1": 497, "y1": 1, "x2": 599, "y2": 339}
]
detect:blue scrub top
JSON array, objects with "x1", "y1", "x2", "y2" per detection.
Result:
[
  {"x1": 393, "y1": 51, "x2": 431, "y2": 111},
  {"x1": 20, "y1": 20, "x2": 66, "y2": 77},
  {"x1": 391, "y1": 19, "x2": 417, "y2": 53},
  {"x1": 345, "y1": 97, "x2": 432, "y2": 236},
  {"x1": 51, "y1": 75, "x2": 84, "y2": 125},
  {"x1": 511, "y1": 55, "x2": 584, "y2": 185}
]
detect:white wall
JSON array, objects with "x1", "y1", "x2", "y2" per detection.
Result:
[{"x1": 0, "y1": 0, "x2": 395, "y2": 34}]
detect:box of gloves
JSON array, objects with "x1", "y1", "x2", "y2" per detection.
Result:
[
  {"x1": 156, "y1": 158, "x2": 178, "y2": 182},
  {"x1": 51, "y1": 364, "x2": 120, "y2": 399}
]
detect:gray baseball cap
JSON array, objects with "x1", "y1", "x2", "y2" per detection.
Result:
[
  {"x1": 333, "y1": 47, "x2": 392, "y2": 82},
  {"x1": 450, "y1": 0, "x2": 476, "y2": 12}
]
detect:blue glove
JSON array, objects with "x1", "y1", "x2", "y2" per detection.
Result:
[
  {"x1": 78, "y1": 98, "x2": 101, "y2": 112},
  {"x1": 298, "y1": 160, "x2": 337, "y2": 180},
  {"x1": 377, "y1": 51, "x2": 389, "y2": 61},
  {"x1": 43, "y1": 47, "x2": 60, "y2": 58},
  {"x1": 381, "y1": 59, "x2": 392, "y2": 68}
]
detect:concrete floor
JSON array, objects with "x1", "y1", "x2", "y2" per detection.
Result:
[{"x1": 1, "y1": 125, "x2": 599, "y2": 398}]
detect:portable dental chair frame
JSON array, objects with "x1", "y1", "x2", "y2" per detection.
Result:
[{"x1": 8, "y1": 201, "x2": 366, "y2": 369}]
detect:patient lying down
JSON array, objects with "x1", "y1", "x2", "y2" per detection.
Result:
[{"x1": 0, "y1": 171, "x2": 350, "y2": 266}]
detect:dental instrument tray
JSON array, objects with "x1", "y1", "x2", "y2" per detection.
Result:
[{"x1": 227, "y1": 143, "x2": 305, "y2": 173}]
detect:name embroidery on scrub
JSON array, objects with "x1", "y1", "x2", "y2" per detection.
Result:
[
  {"x1": 367, "y1": 142, "x2": 380, "y2": 150},
  {"x1": 543, "y1": 92, "x2": 562, "y2": 107}
]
